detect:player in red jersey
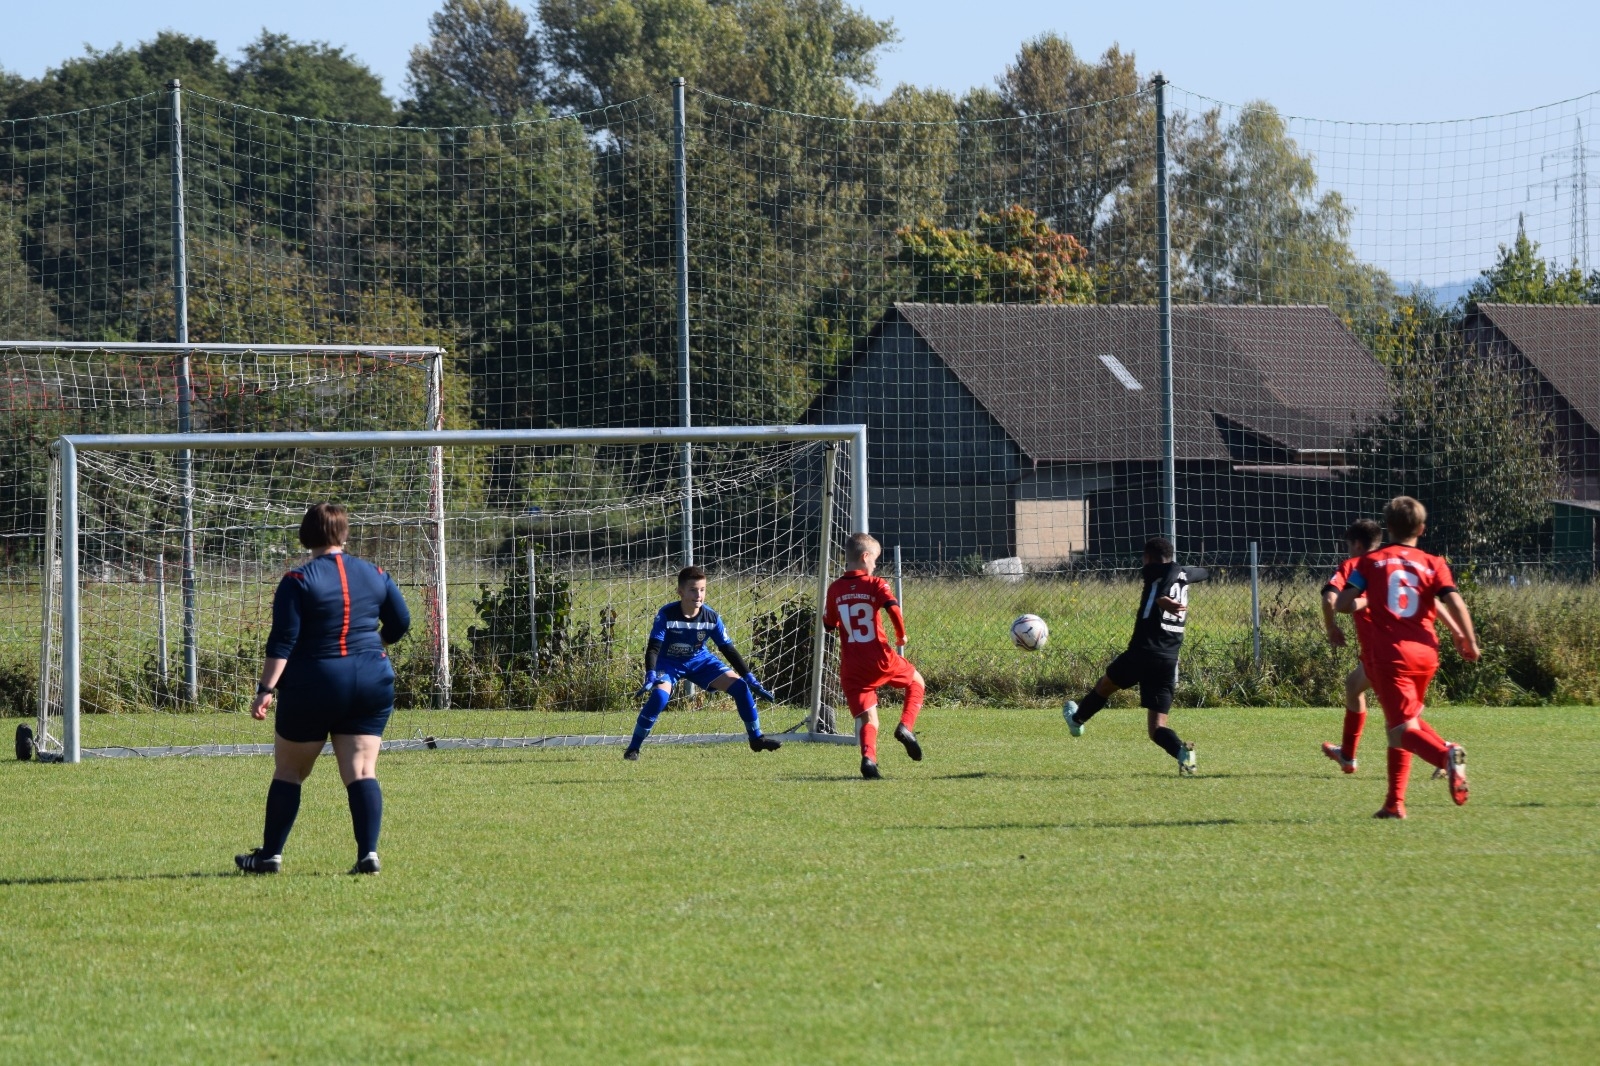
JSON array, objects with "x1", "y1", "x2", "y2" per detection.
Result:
[
  {"x1": 823, "y1": 533, "x2": 926, "y2": 780},
  {"x1": 1319, "y1": 518, "x2": 1383, "y2": 773},
  {"x1": 1335, "y1": 496, "x2": 1480, "y2": 819}
]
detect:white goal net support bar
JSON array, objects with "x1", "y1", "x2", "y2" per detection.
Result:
[{"x1": 41, "y1": 425, "x2": 867, "y2": 763}]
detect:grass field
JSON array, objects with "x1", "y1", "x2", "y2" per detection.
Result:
[{"x1": 3, "y1": 706, "x2": 1596, "y2": 1063}]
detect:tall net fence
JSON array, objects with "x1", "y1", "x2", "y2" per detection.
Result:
[{"x1": 5, "y1": 81, "x2": 1599, "y2": 713}]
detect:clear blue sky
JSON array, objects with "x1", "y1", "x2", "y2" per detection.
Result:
[
  {"x1": 4, "y1": 0, "x2": 1596, "y2": 120},
  {"x1": 4, "y1": 1, "x2": 1598, "y2": 283}
]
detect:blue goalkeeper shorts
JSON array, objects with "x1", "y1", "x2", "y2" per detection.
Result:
[{"x1": 656, "y1": 653, "x2": 733, "y2": 689}]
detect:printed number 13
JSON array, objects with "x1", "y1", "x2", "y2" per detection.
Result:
[{"x1": 838, "y1": 602, "x2": 876, "y2": 642}]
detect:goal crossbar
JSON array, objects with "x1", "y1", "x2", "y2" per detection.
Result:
[{"x1": 48, "y1": 424, "x2": 870, "y2": 763}]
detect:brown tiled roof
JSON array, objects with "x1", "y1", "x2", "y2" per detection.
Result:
[
  {"x1": 1473, "y1": 303, "x2": 1600, "y2": 430},
  {"x1": 890, "y1": 303, "x2": 1390, "y2": 463}
]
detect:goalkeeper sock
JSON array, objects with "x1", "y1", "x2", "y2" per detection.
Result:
[
  {"x1": 727, "y1": 678, "x2": 762, "y2": 737},
  {"x1": 1074, "y1": 689, "x2": 1108, "y2": 723},
  {"x1": 856, "y1": 716, "x2": 878, "y2": 761},
  {"x1": 262, "y1": 778, "x2": 301, "y2": 856},
  {"x1": 346, "y1": 778, "x2": 383, "y2": 856},
  {"x1": 1150, "y1": 726, "x2": 1184, "y2": 760},
  {"x1": 630, "y1": 686, "x2": 671, "y2": 750},
  {"x1": 1387, "y1": 747, "x2": 1413, "y2": 808},
  {"x1": 900, "y1": 678, "x2": 925, "y2": 730},
  {"x1": 1341, "y1": 709, "x2": 1366, "y2": 761},
  {"x1": 1400, "y1": 722, "x2": 1450, "y2": 769}
]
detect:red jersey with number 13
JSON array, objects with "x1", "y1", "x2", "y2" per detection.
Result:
[
  {"x1": 824, "y1": 569, "x2": 899, "y2": 677},
  {"x1": 1347, "y1": 544, "x2": 1457, "y2": 668}
]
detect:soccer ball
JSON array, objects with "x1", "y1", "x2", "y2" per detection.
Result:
[{"x1": 1011, "y1": 614, "x2": 1049, "y2": 651}]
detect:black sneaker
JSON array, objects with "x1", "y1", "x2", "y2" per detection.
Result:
[
  {"x1": 350, "y1": 852, "x2": 381, "y2": 875},
  {"x1": 623, "y1": 748, "x2": 641, "y2": 761},
  {"x1": 234, "y1": 848, "x2": 281, "y2": 874},
  {"x1": 748, "y1": 735, "x2": 782, "y2": 753},
  {"x1": 15, "y1": 723, "x2": 34, "y2": 761},
  {"x1": 861, "y1": 757, "x2": 882, "y2": 780},
  {"x1": 893, "y1": 723, "x2": 922, "y2": 762}
]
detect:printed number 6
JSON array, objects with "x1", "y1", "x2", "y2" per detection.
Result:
[
  {"x1": 1387, "y1": 570, "x2": 1421, "y2": 618},
  {"x1": 838, "y1": 602, "x2": 875, "y2": 642}
]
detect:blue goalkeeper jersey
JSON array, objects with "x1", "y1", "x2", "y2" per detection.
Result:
[{"x1": 649, "y1": 603, "x2": 736, "y2": 665}]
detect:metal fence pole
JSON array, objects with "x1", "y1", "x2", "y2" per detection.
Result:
[
  {"x1": 1250, "y1": 541, "x2": 1262, "y2": 666},
  {"x1": 893, "y1": 545, "x2": 903, "y2": 655},
  {"x1": 672, "y1": 77, "x2": 694, "y2": 566},
  {"x1": 169, "y1": 79, "x2": 199, "y2": 704},
  {"x1": 527, "y1": 541, "x2": 539, "y2": 675},
  {"x1": 1153, "y1": 74, "x2": 1177, "y2": 549},
  {"x1": 155, "y1": 555, "x2": 169, "y2": 685}
]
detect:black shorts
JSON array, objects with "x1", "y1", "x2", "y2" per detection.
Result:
[
  {"x1": 274, "y1": 652, "x2": 396, "y2": 744},
  {"x1": 1105, "y1": 650, "x2": 1178, "y2": 715}
]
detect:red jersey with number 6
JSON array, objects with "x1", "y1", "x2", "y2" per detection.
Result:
[
  {"x1": 824, "y1": 569, "x2": 899, "y2": 678},
  {"x1": 1346, "y1": 545, "x2": 1457, "y2": 668}
]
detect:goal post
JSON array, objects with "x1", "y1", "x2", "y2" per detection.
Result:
[{"x1": 41, "y1": 424, "x2": 867, "y2": 763}]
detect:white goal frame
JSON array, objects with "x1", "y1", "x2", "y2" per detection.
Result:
[{"x1": 44, "y1": 424, "x2": 869, "y2": 763}]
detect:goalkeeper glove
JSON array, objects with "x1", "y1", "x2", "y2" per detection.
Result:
[
  {"x1": 634, "y1": 669, "x2": 663, "y2": 697},
  {"x1": 745, "y1": 674, "x2": 776, "y2": 702}
]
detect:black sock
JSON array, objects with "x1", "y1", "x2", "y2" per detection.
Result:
[
  {"x1": 346, "y1": 778, "x2": 383, "y2": 857},
  {"x1": 262, "y1": 779, "x2": 301, "y2": 856},
  {"x1": 1150, "y1": 726, "x2": 1183, "y2": 759},
  {"x1": 1074, "y1": 690, "x2": 1108, "y2": 723}
]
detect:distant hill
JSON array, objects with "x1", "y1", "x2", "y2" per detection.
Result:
[{"x1": 1400, "y1": 278, "x2": 1475, "y2": 307}]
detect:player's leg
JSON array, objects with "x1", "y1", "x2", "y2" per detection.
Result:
[
  {"x1": 1144, "y1": 664, "x2": 1193, "y2": 773},
  {"x1": 707, "y1": 668, "x2": 780, "y2": 752},
  {"x1": 886, "y1": 658, "x2": 926, "y2": 761},
  {"x1": 333, "y1": 732, "x2": 384, "y2": 873},
  {"x1": 1368, "y1": 667, "x2": 1423, "y2": 818},
  {"x1": 847, "y1": 685, "x2": 882, "y2": 779},
  {"x1": 237, "y1": 730, "x2": 321, "y2": 873},
  {"x1": 1323, "y1": 663, "x2": 1368, "y2": 773},
  {"x1": 1065, "y1": 654, "x2": 1134, "y2": 734},
  {"x1": 626, "y1": 678, "x2": 675, "y2": 759}
]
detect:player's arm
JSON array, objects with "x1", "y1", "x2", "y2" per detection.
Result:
[
  {"x1": 378, "y1": 569, "x2": 412, "y2": 645},
  {"x1": 256, "y1": 574, "x2": 301, "y2": 719},
  {"x1": 1436, "y1": 589, "x2": 1481, "y2": 661},
  {"x1": 713, "y1": 618, "x2": 774, "y2": 699},
  {"x1": 1320, "y1": 583, "x2": 1347, "y2": 646},
  {"x1": 639, "y1": 610, "x2": 667, "y2": 688},
  {"x1": 1333, "y1": 569, "x2": 1366, "y2": 614},
  {"x1": 1156, "y1": 574, "x2": 1188, "y2": 614}
]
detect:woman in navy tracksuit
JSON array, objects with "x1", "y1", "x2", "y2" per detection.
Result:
[{"x1": 235, "y1": 503, "x2": 410, "y2": 875}]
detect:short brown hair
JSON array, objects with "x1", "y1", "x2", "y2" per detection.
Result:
[
  {"x1": 299, "y1": 503, "x2": 349, "y2": 549},
  {"x1": 677, "y1": 564, "x2": 707, "y2": 586},
  {"x1": 844, "y1": 532, "x2": 880, "y2": 562},
  {"x1": 1384, "y1": 496, "x2": 1427, "y2": 541},
  {"x1": 1344, "y1": 518, "x2": 1383, "y2": 551}
]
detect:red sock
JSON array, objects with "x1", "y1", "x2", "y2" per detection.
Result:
[
  {"x1": 900, "y1": 680, "x2": 925, "y2": 731},
  {"x1": 1341, "y1": 710, "x2": 1366, "y2": 760},
  {"x1": 858, "y1": 718, "x2": 878, "y2": 762},
  {"x1": 1401, "y1": 722, "x2": 1450, "y2": 769},
  {"x1": 1416, "y1": 719, "x2": 1447, "y2": 748},
  {"x1": 1386, "y1": 747, "x2": 1412, "y2": 808}
]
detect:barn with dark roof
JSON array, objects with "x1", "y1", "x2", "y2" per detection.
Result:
[{"x1": 808, "y1": 302, "x2": 1392, "y2": 565}]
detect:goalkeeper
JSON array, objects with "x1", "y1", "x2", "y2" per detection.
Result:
[{"x1": 624, "y1": 565, "x2": 782, "y2": 760}]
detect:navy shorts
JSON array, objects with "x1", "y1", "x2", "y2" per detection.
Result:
[
  {"x1": 1105, "y1": 650, "x2": 1179, "y2": 715},
  {"x1": 656, "y1": 654, "x2": 733, "y2": 689},
  {"x1": 274, "y1": 651, "x2": 396, "y2": 743}
]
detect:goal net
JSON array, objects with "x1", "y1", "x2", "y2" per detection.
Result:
[{"x1": 38, "y1": 426, "x2": 863, "y2": 761}]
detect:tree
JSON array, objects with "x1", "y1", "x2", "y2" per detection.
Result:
[
  {"x1": 1352, "y1": 329, "x2": 1559, "y2": 562},
  {"x1": 1179, "y1": 103, "x2": 1393, "y2": 329},
  {"x1": 405, "y1": 0, "x2": 549, "y2": 124},
  {"x1": 1467, "y1": 220, "x2": 1598, "y2": 305},
  {"x1": 232, "y1": 33, "x2": 395, "y2": 124},
  {"x1": 895, "y1": 206, "x2": 1094, "y2": 304},
  {"x1": 539, "y1": 0, "x2": 894, "y2": 114}
]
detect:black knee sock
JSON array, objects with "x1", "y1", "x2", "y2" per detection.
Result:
[
  {"x1": 1150, "y1": 726, "x2": 1183, "y2": 759},
  {"x1": 346, "y1": 778, "x2": 383, "y2": 857},
  {"x1": 1074, "y1": 690, "x2": 1108, "y2": 723},
  {"x1": 262, "y1": 779, "x2": 301, "y2": 856}
]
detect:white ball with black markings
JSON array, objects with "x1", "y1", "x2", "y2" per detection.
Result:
[{"x1": 1011, "y1": 613, "x2": 1049, "y2": 651}]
